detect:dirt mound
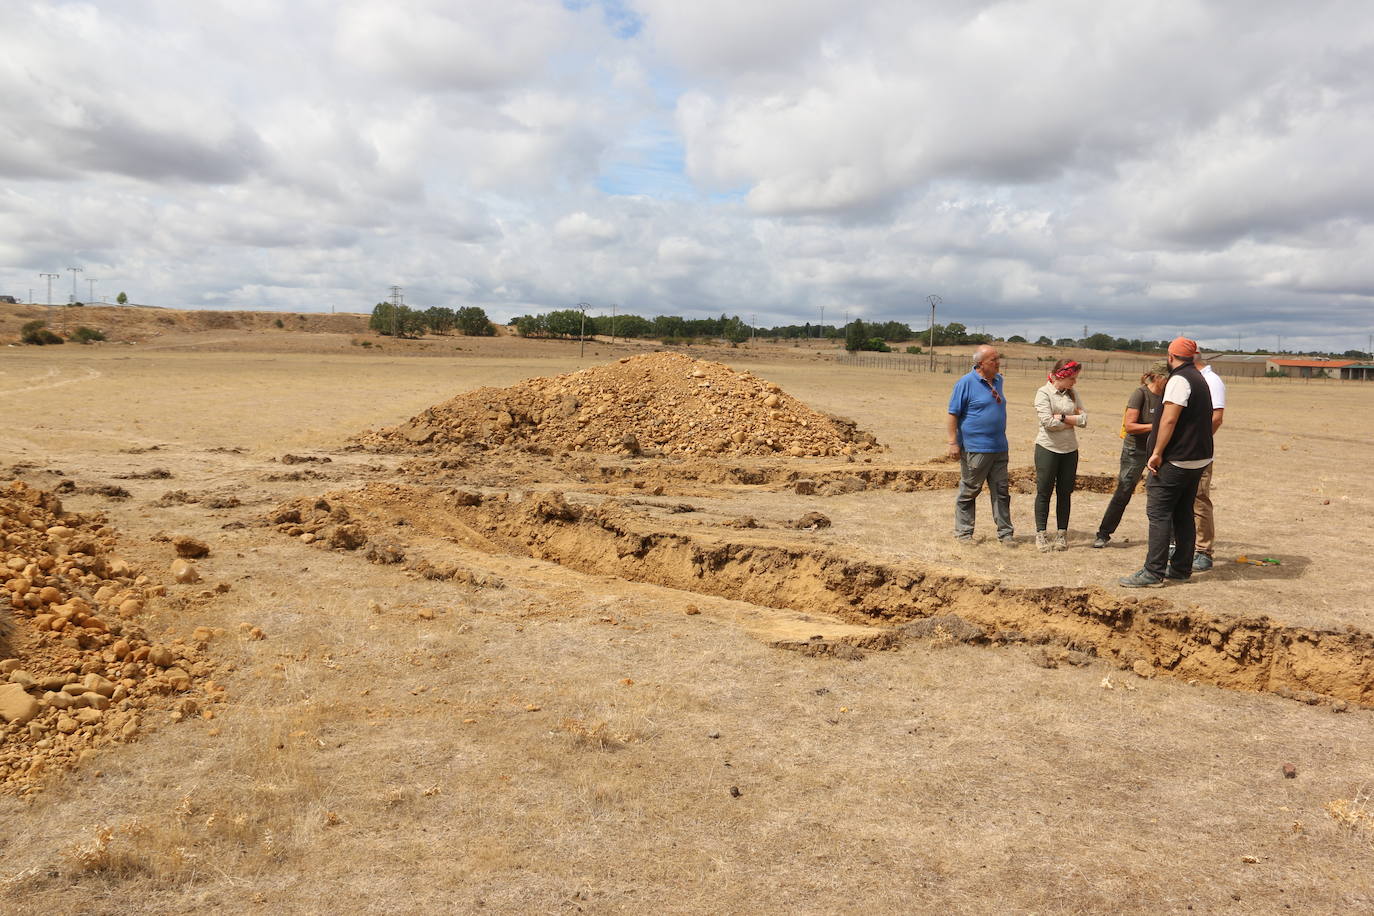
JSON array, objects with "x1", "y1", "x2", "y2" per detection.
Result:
[
  {"x1": 0, "y1": 481, "x2": 221, "y2": 794},
  {"x1": 355, "y1": 352, "x2": 883, "y2": 458}
]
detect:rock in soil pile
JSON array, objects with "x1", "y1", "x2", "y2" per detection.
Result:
[
  {"x1": 355, "y1": 352, "x2": 882, "y2": 458},
  {"x1": 0, "y1": 481, "x2": 222, "y2": 794}
]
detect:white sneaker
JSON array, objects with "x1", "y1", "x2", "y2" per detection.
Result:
[
  {"x1": 1054, "y1": 530, "x2": 1068, "y2": 551},
  {"x1": 1036, "y1": 532, "x2": 1050, "y2": 552}
]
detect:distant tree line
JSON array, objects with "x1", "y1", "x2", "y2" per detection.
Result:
[
  {"x1": 369, "y1": 303, "x2": 495, "y2": 338},
  {"x1": 509, "y1": 311, "x2": 933, "y2": 345}
]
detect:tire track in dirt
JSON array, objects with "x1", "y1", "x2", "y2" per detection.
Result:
[
  {"x1": 0, "y1": 365, "x2": 102, "y2": 396},
  {"x1": 277, "y1": 482, "x2": 1374, "y2": 707}
]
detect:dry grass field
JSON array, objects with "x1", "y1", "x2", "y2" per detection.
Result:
[{"x1": 3, "y1": 323, "x2": 1374, "y2": 915}]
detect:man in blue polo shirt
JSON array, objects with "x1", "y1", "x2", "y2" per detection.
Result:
[{"x1": 946, "y1": 344, "x2": 1014, "y2": 545}]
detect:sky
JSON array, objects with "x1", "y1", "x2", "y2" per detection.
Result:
[{"x1": 2, "y1": 0, "x2": 1372, "y2": 353}]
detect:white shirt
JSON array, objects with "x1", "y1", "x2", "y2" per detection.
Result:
[
  {"x1": 1161, "y1": 373, "x2": 1213, "y2": 469},
  {"x1": 1201, "y1": 364, "x2": 1226, "y2": 409}
]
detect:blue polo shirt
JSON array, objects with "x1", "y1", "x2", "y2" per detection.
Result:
[{"x1": 948, "y1": 369, "x2": 1008, "y2": 453}]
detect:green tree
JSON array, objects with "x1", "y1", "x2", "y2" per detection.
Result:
[
  {"x1": 844, "y1": 319, "x2": 867, "y2": 352},
  {"x1": 544, "y1": 309, "x2": 584, "y2": 338},
  {"x1": 116, "y1": 291, "x2": 128, "y2": 305},
  {"x1": 423, "y1": 306, "x2": 457, "y2": 334},
  {"x1": 369, "y1": 302, "x2": 426, "y2": 338},
  {"x1": 1035, "y1": 336, "x2": 1052, "y2": 346},
  {"x1": 455, "y1": 306, "x2": 495, "y2": 336},
  {"x1": 1008, "y1": 335, "x2": 1027, "y2": 343}
]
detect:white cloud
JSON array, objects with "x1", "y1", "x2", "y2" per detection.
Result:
[{"x1": 0, "y1": 0, "x2": 1370, "y2": 352}]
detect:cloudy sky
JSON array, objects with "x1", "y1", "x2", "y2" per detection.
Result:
[{"x1": 2, "y1": 0, "x2": 1371, "y2": 352}]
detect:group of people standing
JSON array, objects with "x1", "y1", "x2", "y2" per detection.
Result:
[{"x1": 945, "y1": 338, "x2": 1225, "y2": 586}]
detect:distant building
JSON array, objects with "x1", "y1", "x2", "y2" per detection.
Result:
[
  {"x1": 1265, "y1": 358, "x2": 1359, "y2": 379},
  {"x1": 1334, "y1": 362, "x2": 1374, "y2": 381},
  {"x1": 1202, "y1": 353, "x2": 1272, "y2": 378},
  {"x1": 0, "y1": 295, "x2": 17, "y2": 304}
]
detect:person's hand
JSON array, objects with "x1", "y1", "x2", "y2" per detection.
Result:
[
  {"x1": 1146, "y1": 453, "x2": 1162, "y2": 475},
  {"x1": 947, "y1": 441, "x2": 960, "y2": 459}
]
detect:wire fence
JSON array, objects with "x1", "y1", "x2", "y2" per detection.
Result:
[{"x1": 832, "y1": 353, "x2": 1371, "y2": 384}]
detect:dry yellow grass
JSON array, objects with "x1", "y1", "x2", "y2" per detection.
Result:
[{"x1": 2, "y1": 330, "x2": 1374, "y2": 914}]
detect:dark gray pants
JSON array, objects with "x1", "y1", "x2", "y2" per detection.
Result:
[
  {"x1": 1096, "y1": 440, "x2": 1148, "y2": 538},
  {"x1": 955, "y1": 451, "x2": 1012, "y2": 540}
]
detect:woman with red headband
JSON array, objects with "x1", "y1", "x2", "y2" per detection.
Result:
[{"x1": 1033, "y1": 358, "x2": 1087, "y2": 551}]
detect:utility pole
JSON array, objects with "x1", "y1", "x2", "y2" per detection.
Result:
[
  {"x1": 926, "y1": 294, "x2": 941, "y2": 372},
  {"x1": 66, "y1": 266, "x2": 82, "y2": 333},
  {"x1": 40, "y1": 274, "x2": 59, "y2": 323},
  {"x1": 389, "y1": 285, "x2": 403, "y2": 337},
  {"x1": 87, "y1": 277, "x2": 98, "y2": 304},
  {"x1": 40, "y1": 274, "x2": 58, "y2": 310},
  {"x1": 751, "y1": 313, "x2": 756, "y2": 346},
  {"x1": 610, "y1": 303, "x2": 617, "y2": 343},
  {"x1": 819, "y1": 306, "x2": 825, "y2": 340},
  {"x1": 578, "y1": 302, "x2": 590, "y2": 358}
]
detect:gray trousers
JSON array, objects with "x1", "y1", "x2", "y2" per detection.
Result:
[{"x1": 955, "y1": 451, "x2": 1013, "y2": 540}]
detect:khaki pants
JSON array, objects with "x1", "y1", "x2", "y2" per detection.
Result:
[{"x1": 1193, "y1": 462, "x2": 1215, "y2": 557}]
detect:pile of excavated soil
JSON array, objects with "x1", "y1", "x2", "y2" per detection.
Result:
[
  {"x1": 0, "y1": 481, "x2": 222, "y2": 794},
  {"x1": 355, "y1": 352, "x2": 882, "y2": 458}
]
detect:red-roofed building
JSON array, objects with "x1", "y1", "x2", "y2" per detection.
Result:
[{"x1": 1265, "y1": 358, "x2": 1359, "y2": 379}]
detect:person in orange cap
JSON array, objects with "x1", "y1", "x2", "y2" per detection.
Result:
[{"x1": 1118, "y1": 336, "x2": 1214, "y2": 587}]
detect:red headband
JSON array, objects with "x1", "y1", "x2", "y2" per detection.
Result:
[{"x1": 1049, "y1": 361, "x2": 1081, "y2": 381}]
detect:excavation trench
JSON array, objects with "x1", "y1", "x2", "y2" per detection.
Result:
[
  {"x1": 285, "y1": 483, "x2": 1374, "y2": 706},
  {"x1": 400, "y1": 454, "x2": 1119, "y2": 496}
]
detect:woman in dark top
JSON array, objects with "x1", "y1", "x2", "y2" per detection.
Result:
[{"x1": 1093, "y1": 362, "x2": 1167, "y2": 548}]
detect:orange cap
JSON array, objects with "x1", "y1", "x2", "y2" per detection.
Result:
[{"x1": 1168, "y1": 336, "x2": 1198, "y2": 358}]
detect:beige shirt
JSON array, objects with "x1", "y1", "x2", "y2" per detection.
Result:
[{"x1": 1034, "y1": 382, "x2": 1085, "y2": 454}]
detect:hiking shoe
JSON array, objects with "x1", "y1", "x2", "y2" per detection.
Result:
[
  {"x1": 1118, "y1": 569, "x2": 1164, "y2": 588},
  {"x1": 1092, "y1": 534, "x2": 1110, "y2": 549},
  {"x1": 1036, "y1": 532, "x2": 1050, "y2": 552},
  {"x1": 1164, "y1": 569, "x2": 1191, "y2": 582},
  {"x1": 999, "y1": 536, "x2": 1018, "y2": 548},
  {"x1": 1053, "y1": 530, "x2": 1068, "y2": 551},
  {"x1": 955, "y1": 534, "x2": 974, "y2": 544},
  {"x1": 1192, "y1": 553, "x2": 1213, "y2": 571}
]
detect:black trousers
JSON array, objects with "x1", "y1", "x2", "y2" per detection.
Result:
[
  {"x1": 1033, "y1": 444, "x2": 1078, "y2": 532},
  {"x1": 1144, "y1": 461, "x2": 1207, "y2": 579}
]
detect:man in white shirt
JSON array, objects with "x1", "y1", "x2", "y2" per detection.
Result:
[
  {"x1": 1192, "y1": 355, "x2": 1226, "y2": 571},
  {"x1": 1119, "y1": 337, "x2": 1213, "y2": 588}
]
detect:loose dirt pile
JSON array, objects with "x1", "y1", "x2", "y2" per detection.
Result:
[
  {"x1": 0, "y1": 481, "x2": 222, "y2": 794},
  {"x1": 355, "y1": 352, "x2": 883, "y2": 458}
]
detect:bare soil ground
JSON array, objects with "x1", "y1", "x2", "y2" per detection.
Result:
[{"x1": 3, "y1": 325, "x2": 1374, "y2": 914}]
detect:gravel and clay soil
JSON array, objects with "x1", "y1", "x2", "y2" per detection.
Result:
[
  {"x1": 357, "y1": 351, "x2": 882, "y2": 458},
  {"x1": 2, "y1": 336, "x2": 1373, "y2": 914},
  {"x1": 1, "y1": 481, "x2": 224, "y2": 794}
]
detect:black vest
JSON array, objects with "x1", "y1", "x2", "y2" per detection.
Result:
[{"x1": 1147, "y1": 362, "x2": 1213, "y2": 462}]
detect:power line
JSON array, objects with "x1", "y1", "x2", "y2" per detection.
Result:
[
  {"x1": 39, "y1": 274, "x2": 58, "y2": 310},
  {"x1": 926, "y1": 294, "x2": 941, "y2": 372},
  {"x1": 389, "y1": 285, "x2": 403, "y2": 337}
]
